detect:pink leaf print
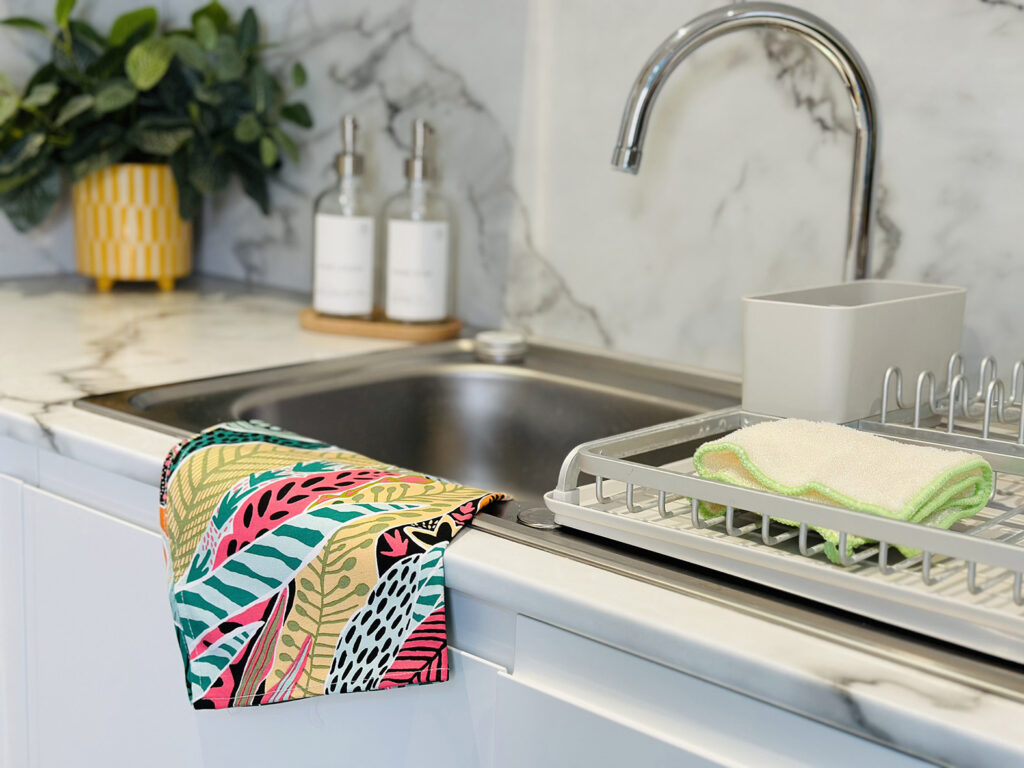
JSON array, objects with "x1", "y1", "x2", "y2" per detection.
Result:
[
  {"x1": 212, "y1": 468, "x2": 395, "y2": 569},
  {"x1": 378, "y1": 606, "x2": 449, "y2": 689},
  {"x1": 189, "y1": 596, "x2": 273, "y2": 661},
  {"x1": 379, "y1": 528, "x2": 409, "y2": 558},
  {"x1": 450, "y1": 502, "x2": 477, "y2": 525}
]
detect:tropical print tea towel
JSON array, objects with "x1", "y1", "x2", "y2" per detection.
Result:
[{"x1": 159, "y1": 420, "x2": 505, "y2": 709}]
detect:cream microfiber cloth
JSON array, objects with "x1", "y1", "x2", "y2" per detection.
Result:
[{"x1": 692, "y1": 419, "x2": 993, "y2": 564}]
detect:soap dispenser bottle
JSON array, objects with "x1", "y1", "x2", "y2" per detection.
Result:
[
  {"x1": 312, "y1": 115, "x2": 375, "y2": 318},
  {"x1": 382, "y1": 119, "x2": 454, "y2": 323}
]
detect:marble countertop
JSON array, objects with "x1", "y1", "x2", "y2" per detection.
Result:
[
  {"x1": 1, "y1": 275, "x2": 1021, "y2": 767},
  {"x1": 0, "y1": 275, "x2": 404, "y2": 481}
]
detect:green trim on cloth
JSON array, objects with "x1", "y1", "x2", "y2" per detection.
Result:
[{"x1": 692, "y1": 421, "x2": 992, "y2": 564}]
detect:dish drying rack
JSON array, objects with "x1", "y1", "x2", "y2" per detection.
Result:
[{"x1": 544, "y1": 354, "x2": 1024, "y2": 663}]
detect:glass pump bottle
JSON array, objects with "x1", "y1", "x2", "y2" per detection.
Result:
[
  {"x1": 312, "y1": 116, "x2": 375, "y2": 318},
  {"x1": 381, "y1": 119, "x2": 454, "y2": 323}
]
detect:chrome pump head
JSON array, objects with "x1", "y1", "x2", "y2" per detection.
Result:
[
  {"x1": 405, "y1": 119, "x2": 434, "y2": 182},
  {"x1": 336, "y1": 115, "x2": 364, "y2": 177}
]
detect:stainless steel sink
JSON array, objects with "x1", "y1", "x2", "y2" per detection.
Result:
[
  {"x1": 76, "y1": 335, "x2": 1024, "y2": 705},
  {"x1": 78, "y1": 336, "x2": 740, "y2": 511}
]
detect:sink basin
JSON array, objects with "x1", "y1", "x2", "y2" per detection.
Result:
[
  {"x1": 76, "y1": 337, "x2": 1024, "y2": 690},
  {"x1": 78, "y1": 337, "x2": 740, "y2": 509}
]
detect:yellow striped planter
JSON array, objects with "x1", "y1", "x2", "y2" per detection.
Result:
[{"x1": 72, "y1": 163, "x2": 193, "y2": 292}]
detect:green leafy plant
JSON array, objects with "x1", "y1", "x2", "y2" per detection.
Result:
[{"x1": 0, "y1": 0, "x2": 311, "y2": 231}]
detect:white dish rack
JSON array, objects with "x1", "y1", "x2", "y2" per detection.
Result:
[{"x1": 544, "y1": 354, "x2": 1024, "y2": 663}]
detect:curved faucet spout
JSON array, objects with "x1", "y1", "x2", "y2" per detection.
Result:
[{"x1": 611, "y1": 2, "x2": 879, "y2": 281}]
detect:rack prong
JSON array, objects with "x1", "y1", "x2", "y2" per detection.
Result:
[
  {"x1": 945, "y1": 353, "x2": 964, "y2": 396},
  {"x1": 948, "y1": 374, "x2": 968, "y2": 433},
  {"x1": 625, "y1": 482, "x2": 642, "y2": 513},
  {"x1": 880, "y1": 367, "x2": 904, "y2": 423},
  {"x1": 976, "y1": 356, "x2": 998, "y2": 402},
  {"x1": 836, "y1": 532, "x2": 879, "y2": 566},
  {"x1": 797, "y1": 523, "x2": 825, "y2": 557},
  {"x1": 725, "y1": 506, "x2": 758, "y2": 536},
  {"x1": 760, "y1": 513, "x2": 799, "y2": 546},
  {"x1": 982, "y1": 379, "x2": 1005, "y2": 438},
  {"x1": 967, "y1": 561, "x2": 979, "y2": 594},
  {"x1": 657, "y1": 490, "x2": 670, "y2": 518},
  {"x1": 914, "y1": 370, "x2": 936, "y2": 428},
  {"x1": 1011, "y1": 361, "x2": 1024, "y2": 405}
]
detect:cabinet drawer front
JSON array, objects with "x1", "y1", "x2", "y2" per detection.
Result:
[
  {"x1": 499, "y1": 616, "x2": 930, "y2": 768},
  {"x1": 495, "y1": 672, "x2": 729, "y2": 767}
]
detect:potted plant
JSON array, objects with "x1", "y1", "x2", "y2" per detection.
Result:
[{"x1": 0, "y1": 0, "x2": 311, "y2": 291}]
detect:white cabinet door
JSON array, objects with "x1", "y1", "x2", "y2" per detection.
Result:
[
  {"x1": 196, "y1": 647, "x2": 501, "y2": 767},
  {"x1": 495, "y1": 671, "x2": 728, "y2": 767},
  {"x1": 21, "y1": 487, "x2": 203, "y2": 768},
  {"x1": 495, "y1": 617, "x2": 931, "y2": 768},
  {"x1": 0, "y1": 474, "x2": 28, "y2": 768}
]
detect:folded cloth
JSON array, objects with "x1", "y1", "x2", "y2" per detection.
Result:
[
  {"x1": 159, "y1": 420, "x2": 505, "y2": 709},
  {"x1": 692, "y1": 419, "x2": 993, "y2": 564}
]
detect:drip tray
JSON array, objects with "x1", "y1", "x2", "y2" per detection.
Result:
[{"x1": 546, "y1": 407, "x2": 1024, "y2": 664}]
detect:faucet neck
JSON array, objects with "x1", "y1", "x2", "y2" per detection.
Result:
[{"x1": 612, "y1": 2, "x2": 879, "y2": 281}]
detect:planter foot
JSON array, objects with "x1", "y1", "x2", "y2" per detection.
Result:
[
  {"x1": 157, "y1": 277, "x2": 175, "y2": 292},
  {"x1": 95, "y1": 277, "x2": 114, "y2": 293}
]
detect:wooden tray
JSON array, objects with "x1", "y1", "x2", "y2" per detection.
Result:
[{"x1": 299, "y1": 308, "x2": 462, "y2": 342}]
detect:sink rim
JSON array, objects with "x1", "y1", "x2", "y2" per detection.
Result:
[
  {"x1": 229, "y1": 361, "x2": 715, "y2": 422},
  {"x1": 75, "y1": 335, "x2": 741, "y2": 438}
]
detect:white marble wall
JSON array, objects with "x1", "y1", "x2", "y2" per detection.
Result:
[
  {"x1": 1, "y1": 0, "x2": 1022, "y2": 375},
  {"x1": 196, "y1": 0, "x2": 530, "y2": 328},
  {"x1": 509, "y1": 0, "x2": 1024, "y2": 373}
]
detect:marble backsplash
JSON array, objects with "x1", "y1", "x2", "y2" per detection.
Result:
[{"x1": 1, "y1": 0, "x2": 1022, "y2": 376}]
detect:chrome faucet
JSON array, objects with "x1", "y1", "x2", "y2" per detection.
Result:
[{"x1": 611, "y1": 2, "x2": 879, "y2": 281}]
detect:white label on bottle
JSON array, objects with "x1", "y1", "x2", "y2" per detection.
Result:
[
  {"x1": 385, "y1": 219, "x2": 450, "y2": 322},
  {"x1": 313, "y1": 213, "x2": 375, "y2": 316}
]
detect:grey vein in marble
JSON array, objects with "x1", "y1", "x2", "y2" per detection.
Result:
[
  {"x1": 196, "y1": 0, "x2": 543, "y2": 332},
  {"x1": 503, "y1": 188, "x2": 613, "y2": 347},
  {"x1": 2, "y1": 0, "x2": 1023, "y2": 380},
  {"x1": 872, "y1": 183, "x2": 902, "y2": 279},
  {"x1": 711, "y1": 161, "x2": 751, "y2": 229},
  {"x1": 978, "y1": 0, "x2": 1024, "y2": 10},
  {"x1": 0, "y1": 276, "x2": 403, "y2": 454},
  {"x1": 759, "y1": 26, "x2": 904, "y2": 282},
  {"x1": 762, "y1": 29, "x2": 853, "y2": 136}
]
